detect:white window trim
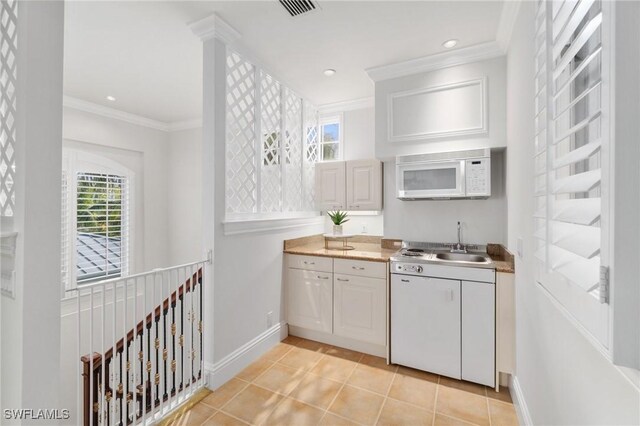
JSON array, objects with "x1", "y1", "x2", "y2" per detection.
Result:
[
  {"x1": 319, "y1": 113, "x2": 344, "y2": 162},
  {"x1": 61, "y1": 149, "x2": 135, "y2": 299}
]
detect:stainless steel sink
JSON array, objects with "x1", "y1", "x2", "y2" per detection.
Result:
[{"x1": 434, "y1": 252, "x2": 491, "y2": 263}]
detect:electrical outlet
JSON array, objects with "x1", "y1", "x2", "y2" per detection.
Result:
[{"x1": 267, "y1": 311, "x2": 273, "y2": 328}]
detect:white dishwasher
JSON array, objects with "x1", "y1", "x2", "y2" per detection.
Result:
[{"x1": 390, "y1": 252, "x2": 496, "y2": 387}]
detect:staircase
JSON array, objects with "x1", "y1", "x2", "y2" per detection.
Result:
[{"x1": 78, "y1": 262, "x2": 207, "y2": 426}]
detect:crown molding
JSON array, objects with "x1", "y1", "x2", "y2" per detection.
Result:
[
  {"x1": 496, "y1": 0, "x2": 522, "y2": 52},
  {"x1": 189, "y1": 13, "x2": 241, "y2": 43},
  {"x1": 63, "y1": 96, "x2": 202, "y2": 133},
  {"x1": 366, "y1": 41, "x2": 505, "y2": 82},
  {"x1": 318, "y1": 97, "x2": 374, "y2": 114},
  {"x1": 168, "y1": 119, "x2": 203, "y2": 132},
  {"x1": 63, "y1": 96, "x2": 171, "y2": 131}
]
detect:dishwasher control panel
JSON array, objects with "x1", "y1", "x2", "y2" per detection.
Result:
[{"x1": 394, "y1": 263, "x2": 424, "y2": 274}]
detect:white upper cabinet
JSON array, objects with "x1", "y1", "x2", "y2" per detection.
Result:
[
  {"x1": 315, "y1": 161, "x2": 346, "y2": 211},
  {"x1": 316, "y1": 159, "x2": 382, "y2": 211},
  {"x1": 346, "y1": 159, "x2": 383, "y2": 211}
]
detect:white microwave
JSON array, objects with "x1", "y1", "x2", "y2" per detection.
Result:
[{"x1": 396, "y1": 149, "x2": 491, "y2": 200}]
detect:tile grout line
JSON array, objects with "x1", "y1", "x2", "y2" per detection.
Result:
[
  {"x1": 213, "y1": 343, "x2": 297, "y2": 423},
  {"x1": 432, "y1": 374, "x2": 441, "y2": 426},
  {"x1": 319, "y1": 351, "x2": 365, "y2": 425},
  {"x1": 252, "y1": 343, "x2": 329, "y2": 425},
  {"x1": 371, "y1": 364, "x2": 399, "y2": 425}
]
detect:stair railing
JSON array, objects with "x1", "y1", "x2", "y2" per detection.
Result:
[{"x1": 78, "y1": 258, "x2": 209, "y2": 426}]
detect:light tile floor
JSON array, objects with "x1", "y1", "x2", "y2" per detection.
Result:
[{"x1": 166, "y1": 336, "x2": 519, "y2": 426}]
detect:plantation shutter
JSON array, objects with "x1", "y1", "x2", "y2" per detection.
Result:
[{"x1": 534, "y1": 0, "x2": 610, "y2": 345}]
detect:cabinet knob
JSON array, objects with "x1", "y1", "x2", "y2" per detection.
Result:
[
  {"x1": 352, "y1": 266, "x2": 365, "y2": 271},
  {"x1": 336, "y1": 278, "x2": 349, "y2": 282},
  {"x1": 317, "y1": 275, "x2": 329, "y2": 280},
  {"x1": 401, "y1": 279, "x2": 410, "y2": 283},
  {"x1": 303, "y1": 261, "x2": 315, "y2": 265}
]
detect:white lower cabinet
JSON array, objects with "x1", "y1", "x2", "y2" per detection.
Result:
[
  {"x1": 334, "y1": 273, "x2": 386, "y2": 345},
  {"x1": 286, "y1": 254, "x2": 388, "y2": 353},
  {"x1": 287, "y1": 268, "x2": 333, "y2": 333}
]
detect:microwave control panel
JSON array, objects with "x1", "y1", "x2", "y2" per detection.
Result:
[{"x1": 465, "y1": 158, "x2": 491, "y2": 197}]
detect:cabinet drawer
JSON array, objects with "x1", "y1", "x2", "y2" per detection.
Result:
[
  {"x1": 334, "y1": 258, "x2": 386, "y2": 279},
  {"x1": 287, "y1": 254, "x2": 332, "y2": 273}
]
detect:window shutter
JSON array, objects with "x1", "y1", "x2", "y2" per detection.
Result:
[
  {"x1": 75, "y1": 172, "x2": 129, "y2": 284},
  {"x1": 535, "y1": 0, "x2": 612, "y2": 347}
]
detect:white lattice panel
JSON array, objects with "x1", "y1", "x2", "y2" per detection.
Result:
[
  {"x1": 260, "y1": 71, "x2": 281, "y2": 213},
  {"x1": 0, "y1": 0, "x2": 17, "y2": 217},
  {"x1": 302, "y1": 101, "x2": 318, "y2": 211},
  {"x1": 284, "y1": 89, "x2": 302, "y2": 212},
  {"x1": 226, "y1": 51, "x2": 257, "y2": 214}
]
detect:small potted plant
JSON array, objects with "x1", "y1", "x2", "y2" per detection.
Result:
[{"x1": 328, "y1": 210, "x2": 349, "y2": 235}]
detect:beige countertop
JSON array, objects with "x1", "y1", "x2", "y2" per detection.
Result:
[
  {"x1": 283, "y1": 234, "x2": 399, "y2": 263},
  {"x1": 283, "y1": 235, "x2": 515, "y2": 273}
]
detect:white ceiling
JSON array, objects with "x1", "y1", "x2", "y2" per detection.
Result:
[{"x1": 63, "y1": 1, "x2": 504, "y2": 124}]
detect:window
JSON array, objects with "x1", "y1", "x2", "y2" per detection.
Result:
[
  {"x1": 319, "y1": 115, "x2": 342, "y2": 162},
  {"x1": 225, "y1": 50, "x2": 318, "y2": 218},
  {"x1": 61, "y1": 151, "x2": 132, "y2": 292},
  {"x1": 534, "y1": 0, "x2": 610, "y2": 347}
]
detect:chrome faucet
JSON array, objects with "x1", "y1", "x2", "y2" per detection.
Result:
[{"x1": 451, "y1": 221, "x2": 467, "y2": 253}]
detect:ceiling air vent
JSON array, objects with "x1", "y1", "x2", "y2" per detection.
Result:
[{"x1": 279, "y1": 0, "x2": 318, "y2": 17}]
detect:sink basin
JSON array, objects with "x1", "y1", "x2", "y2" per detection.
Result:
[{"x1": 434, "y1": 252, "x2": 490, "y2": 263}]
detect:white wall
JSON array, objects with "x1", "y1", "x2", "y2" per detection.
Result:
[
  {"x1": 506, "y1": 2, "x2": 639, "y2": 424},
  {"x1": 343, "y1": 107, "x2": 375, "y2": 160},
  {"x1": 375, "y1": 56, "x2": 507, "y2": 160},
  {"x1": 63, "y1": 107, "x2": 171, "y2": 271},
  {"x1": 167, "y1": 127, "x2": 203, "y2": 265},
  {"x1": 383, "y1": 150, "x2": 506, "y2": 244},
  {"x1": 371, "y1": 57, "x2": 507, "y2": 245}
]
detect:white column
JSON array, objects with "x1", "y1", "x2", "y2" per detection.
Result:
[
  {"x1": 1, "y1": 0, "x2": 64, "y2": 423},
  {"x1": 190, "y1": 14, "x2": 240, "y2": 389}
]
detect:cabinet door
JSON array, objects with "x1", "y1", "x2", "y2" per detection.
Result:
[
  {"x1": 346, "y1": 159, "x2": 382, "y2": 211},
  {"x1": 315, "y1": 161, "x2": 346, "y2": 210},
  {"x1": 334, "y1": 273, "x2": 386, "y2": 345},
  {"x1": 462, "y1": 280, "x2": 495, "y2": 387},
  {"x1": 391, "y1": 275, "x2": 461, "y2": 379},
  {"x1": 287, "y1": 269, "x2": 332, "y2": 333}
]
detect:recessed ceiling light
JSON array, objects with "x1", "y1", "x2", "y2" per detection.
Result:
[
  {"x1": 106, "y1": 95, "x2": 116, "y2": 102},
  {"x1": 323, "y1": 69, "x2": 336, "y2": 77},
  {"x1": 442, "y1": 39, "x2": 458, "y2": 49}
]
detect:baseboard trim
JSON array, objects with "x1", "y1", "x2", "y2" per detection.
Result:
[
  {"x1": 510, "y1": 376, "x2": 533, "y2": 426},
  {"x1": 288, "y1": 325, "x2": 387, "y2": 358},
  {"x1": 204, "y1": 322, "x2": 287, "y2": 390}
]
